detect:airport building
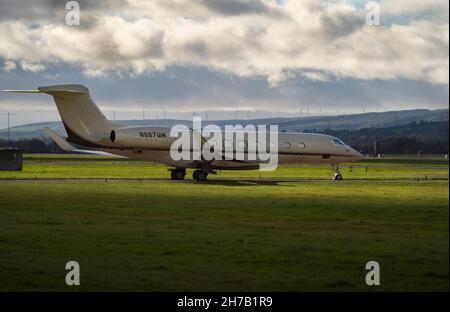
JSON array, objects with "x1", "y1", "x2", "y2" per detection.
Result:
[{"x1": 0, "y1": 148, "x2": 23, "y2": 171}]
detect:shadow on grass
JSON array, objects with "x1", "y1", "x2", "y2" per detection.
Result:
[{"x1": 197, "y1": 180, "x2": 295, "y2": 187}]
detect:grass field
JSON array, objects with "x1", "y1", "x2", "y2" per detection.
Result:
[
  {"x1": 0, "y1": 155, "x2": 448, "y2": 291},
  {"x1": 0, "y1": 154, "x2": 448, "y2": 180}
]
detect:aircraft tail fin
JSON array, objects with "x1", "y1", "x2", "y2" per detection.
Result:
[{"x1": 4, "y1": 84, "x2": 118, "y2": 145}]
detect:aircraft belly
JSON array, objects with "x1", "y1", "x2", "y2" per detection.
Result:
[
  {"x1": 278, "y1": 154, "x2": 303, "y2": 164},
  {"x1": 98, "y1": 149, "x2": 356, "y2": 169}
]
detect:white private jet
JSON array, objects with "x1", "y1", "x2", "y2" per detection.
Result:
[{"x1": 4, "y1": 84, "x2": 363, "y2": 181}]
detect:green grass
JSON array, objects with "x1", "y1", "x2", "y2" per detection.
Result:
[
  {"x1": 1, "y1": 154, "x2": 448, "y2": 180},
  {"x1": 0, "y1": 156, "x2": 448, "y2": 291},
  {"x1": 23, "y1": 153, "x2": 450, "y2": 165}
]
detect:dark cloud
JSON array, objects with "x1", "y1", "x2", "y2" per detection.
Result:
[
  {"x1": 0, "y1": 0, "x2": 56, "y2": 21},
  {"x1": 183, "y1": 39, "x2": 208, "y2": 58},
  {"x1": 0, "y1": 0, "x2": 127, "y2": 26},
  {"x1": 200, "y1": 0, "x2": 283, "y2": 17},
  {"x1": 320, "y1": 9, "x2": 363, "y2": 40}
]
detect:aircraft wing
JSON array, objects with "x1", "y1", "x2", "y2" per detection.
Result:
[{"x1": 44, "y1": 127, "x2": 125, "y2": 157}]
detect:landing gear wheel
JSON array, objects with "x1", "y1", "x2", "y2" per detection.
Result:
[
  {"x1": 331, "y1": 164, "x2": 343, "y2": 181},
  {"x1": 170, "y1": 169, "x2": 186, "y2": 180},
  {"x1": 193, "y1": 170, "x2": 208, "y2": 181}
]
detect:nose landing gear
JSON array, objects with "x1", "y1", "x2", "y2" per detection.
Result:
[{"x1": 332, "y1": 164, "x2": 343, "y2": 180}]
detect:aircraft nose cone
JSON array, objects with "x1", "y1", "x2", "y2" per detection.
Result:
[{"x1": 351, "y1": 149, "x2": 364, "y2": 159}]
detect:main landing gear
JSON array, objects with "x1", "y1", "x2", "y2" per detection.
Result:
[
  {"x1": 169, "y1": 168, "x2": 209, "y2": 181},
  {"x1": 332, "y1": 164, "x2": 343, "y2": 180},
  {"x1": 193, "y1": 170, "x2": 208, "y2": 182},
  {"x1": 170, "y1": 168, "x2": 215, "y2": 181},
  {"x1": 170, "y1": 168, "x2": 186, "y2": 180}
]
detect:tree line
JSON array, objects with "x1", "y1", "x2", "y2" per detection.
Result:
[
  {"x1": 1, "y1": 120, "x2": 448, "y2": 155},
  {"x1": 317, "y1": 120, "x2": 449, "y2": 155}
]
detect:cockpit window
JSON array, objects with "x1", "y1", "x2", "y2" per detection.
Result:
[{"x1": 331, "y1": 139, "x2": 346, "y2": 146}]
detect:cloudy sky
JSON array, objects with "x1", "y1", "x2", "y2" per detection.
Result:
[{"x1": 0, "y1": 0, "x2": 448, "y2": 127}]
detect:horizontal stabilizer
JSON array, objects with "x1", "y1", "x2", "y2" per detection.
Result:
[
  {"x1": 3, "y1": 85, "x2": 86, "y2": 95},
  {"x1": 44, "y1": 127, "x2": 76, "y2": 151},
  {"x1": 2, "y1": 90, "x2": 41, "y2": 93},
  {"x1": 44, "y1": 127, "x2": 125, "y2": 158}
]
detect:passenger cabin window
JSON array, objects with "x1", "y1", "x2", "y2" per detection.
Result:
[
  {"x1": 283, "y1": 142, "x2": 291, "y2": 149},
  {"x1": 298, "y1": 143, "x2": 306, "y2": 149}
]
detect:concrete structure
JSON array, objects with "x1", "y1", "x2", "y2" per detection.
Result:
[{"x1": 0, "y1": 148, "x2": 23, "y2": 171}]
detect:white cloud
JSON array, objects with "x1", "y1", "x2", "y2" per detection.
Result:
[
  {"x1": 82, "y1": 68, "x2": 108, "y2": 78},
  {"x1": 0, "y1": 0, "x2": 447, "y2": 85},
  {"x1": 2, "y1": 60, "x2": 16, "y2": 72},
  {"x1": 302, "y1": 71, "x2": 331, "y2": 82},
  {"x1": 19, "y1": 60, "x2": 46, "y2": 72}
]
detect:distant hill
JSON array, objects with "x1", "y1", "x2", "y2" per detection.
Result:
[
  {"x1": 321, "y1": 120, "x2": 449, "y2": 155},
  {"x1": 0, "y1": 109, "x2": 448, "y2": 140}
]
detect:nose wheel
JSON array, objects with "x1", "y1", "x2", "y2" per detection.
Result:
[
  {"x1": 193, "y1": 170, "x2": 208, "y2": 182},
  {"x1": 331, "y1": 164, "x2": 343, "y2": 180},
  {"x1": 170, "y1": 168, "x2": 186, "y2": 180}
]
